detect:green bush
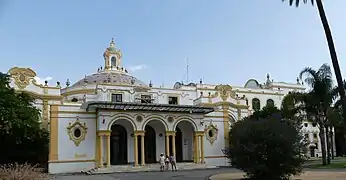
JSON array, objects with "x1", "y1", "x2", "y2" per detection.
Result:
[{"x1": 228, "y1": 113, "x2": 306, "y2": 179}]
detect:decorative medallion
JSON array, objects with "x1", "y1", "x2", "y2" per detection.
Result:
[
  {"x1": 8, "y1": 67, "x2": 37, "y2": 89},
  {"x1": 136, "y1": 115, "x2": 143, "y2": 122},
  {"x1": 67, "y1": 117, "x2": 88, "y2": 146},
  {"x1": 204, "y1": 120, "x2": 219, "y2": 145},
  {"x1": 167, "y1": 116, "x2": 174, "y2": 123},
  {"x1": 214, "y1": 84, "x2": 236, "y2": 101}
]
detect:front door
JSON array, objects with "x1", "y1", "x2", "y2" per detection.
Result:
[{"x1": 110, "y1": 124, "x2": 127, "y2": 165}]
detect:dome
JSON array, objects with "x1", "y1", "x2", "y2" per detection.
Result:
[{"x1": 70, "y1": 72, "x2": 148, "y2": 88}]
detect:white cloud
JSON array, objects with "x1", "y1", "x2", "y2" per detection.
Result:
[
  {"x1": 34, "y1": 76, "x2": 53, "y2": 85},
  {"x1": 129, "y1": 64, "x2": 148, "y2": 72}
]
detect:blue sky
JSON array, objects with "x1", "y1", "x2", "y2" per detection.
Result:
[{"x1": 0, "y1": 0, "x2": 345, "y2": 87}]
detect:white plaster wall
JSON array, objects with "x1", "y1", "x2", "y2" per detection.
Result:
[
  {"x1": 176, "y1": 121, "x2": 194, "y2": 160},
  {"x1": 49, "y1": 162, "x2": 95, "y2": 174},
  {"x1": 57, "y1": 109, "x2": 96, "y2": 161},
  {"x1": 202, "y1": 118, "x2": 225, "y2": 162}
]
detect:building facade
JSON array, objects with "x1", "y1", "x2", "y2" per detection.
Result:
[{"x1": 7, "y1": 39, "x2": 333, "y2": 174}]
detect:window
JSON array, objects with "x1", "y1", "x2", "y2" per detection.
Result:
[
  {"x1": 266, "y1": 99, "x2": 275, "y2": 107},
  {"x1": 111, "y1": 94, "x2": 123, "y2": 102},
  {"x1": 141, "y1": 95, "x2": 152, "y2": 103},
  {"x1": 304, "y1": 123, "x2": 308, "y2": 127},
  {"x1": 315, "y1": 143, "x2": 318, "y2": 149},
  {"x1": 304, "y1": 134, "x2": 309, "y2": 139},
  {"x1": 168, "y1": 96, "x2": 178, "y2": 105},
  {"x1": 252, "y1": 98, "x2": 261, "y2": 111},
  {"x1": 313, "y1": 134, "x2": 318, "y2": 138},
  {"x1": 312, "y1": 123, "x2": 317, "y2": 127},
  {"x1": 111, "y1": 56, "x2": 117, "y2": 67}
]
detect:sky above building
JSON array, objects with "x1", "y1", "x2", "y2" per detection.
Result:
[{"x1": 0, "y1": 0, "x2": 345, "y2": 87}]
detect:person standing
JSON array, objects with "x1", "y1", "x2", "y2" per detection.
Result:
[
  {"x1": 165, "y1": 155, "x2": 170, "y2": 171},
  {"x1": 159, "y1": 153, "x2": 165, "y2": 172},
  {"x1": 170, "y1": 154, "x2": 177, "y2": 171}
]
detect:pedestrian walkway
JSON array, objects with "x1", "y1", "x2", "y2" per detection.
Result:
[
  {"x1": 209, "y1": 171, "x2": 346, "y2": 180},
  {"x1": 82, "y1": 163, "x2": 217, "y2": 175}
]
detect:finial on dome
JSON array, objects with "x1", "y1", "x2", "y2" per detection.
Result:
[{"x1": 110, "y1": 38, "x2": 115, "y2": 47}]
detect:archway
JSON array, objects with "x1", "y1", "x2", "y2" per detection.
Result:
[
  {"x1": 140, "y1": 120, "x2": 167, "y2": 164},
  {"x1": 175, "y1": 127, "x2": 183, "y2": 162},
  {"x1": 110, "y1": 124, "x2": 127, "y2": 165},
  {"x1": 175, "y1": 120, "x2": 195, "y2": 162},
  {"x1": 309, "y1": 146, "x2": 316, "y2": 157}
]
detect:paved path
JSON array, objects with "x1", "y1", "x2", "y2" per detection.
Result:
[
  {"x1": 52, "y1": 168, "x2": 240, "y2": 180},
  {"x1": 209, "y1": 169, "x2": 346, "y2": 180}
]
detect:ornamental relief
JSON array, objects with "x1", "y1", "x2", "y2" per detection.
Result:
[
  {"x1": 8, "y1": 67, "x2": 37, "y2": 89},
  {"x1": 214, "y1": 84, "x2": 236, "y2": 101},
  {"x1": 204, "y1": 120, "x2": 219, "y2": 145},
  {"x1": 67, "y1": 117, "x2": 88, "y2": 146}
]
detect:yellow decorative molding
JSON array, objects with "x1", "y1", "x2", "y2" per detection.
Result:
[
  {"x1": 204, "y1": 120, "x2": 219, "y2": 145},
  {"x1": 74, "y1": 153, "x2": 87, "y2": 158},
  {"x1": 15, "y1": 89, "x2": 62, "y2": 100},
  {"x1": 134, "y1": 130, "x2": 145, "y2": 136},
  {"x1": 200, "y1": 101, "x2": 248, "y2": 109},
  {"x1": 165, "y1": 131, "x2": 176, "y2": 136},
  {"x1": 97, "y1": 130, "x2": 111, "y2": 136},
  {"x1": 67, "y1": 117, "x2": 88, "y2": 146},
  {"x1": 215, "y1": 84, "x2": 236, "y2": 101},
  {"x1": 49, "y1": 105, "x2": 59, "y2": 161},
  {"x1": 8, "y1": 67, "x2": 36, "y2": 89},
  {"x1": 195, "y1": 131, "x2": 205, "y2": 136}
]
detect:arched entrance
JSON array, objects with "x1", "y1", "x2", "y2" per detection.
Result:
[
  {"x1": 309, "y1": 146, "x2": 316, "y2": 157},
  {"x1": 144, "y1": 125, "x2": 156, "y2": 163},
  {"x1": 110, "y1": 124, "x2": 127, "y2": 165},
  {"x1": 175, "y1": 127, "x2": 183, "y2": 162},
  {"x1": 175, "y1": 120, "x2": 195, "y2": 162}
]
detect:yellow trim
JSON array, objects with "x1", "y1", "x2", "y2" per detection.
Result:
[
  {"x1": 49, "y1": 105, "x2": 59, "y2": 161},
  {"x1": 205, "y1": 156, "x2": 227, "y2": 159},
  {"x1": 61, "y1": 89, "x2": 95, "y2": 97},
  {"x1": 53, "y1": 116, "x2": 96, "y2": 119},
  {"x1": 42, "y1": 100, "x2": 49, "y2": 129},
  {"x1": 95, "y1": 113, "x2": 99, "y2": 167},
  {"x1": 204, "y1": 115, "x2": 225, "y2": 118},
  {"x1": 222, "y1": 104, "x2": 229, "y2": 149},
  {"x1": 15, "y1": 90, "x2": 62, "y2": 100},
  {"x1": 200, "y1": 101, "x2": 248, "y2": 109},
  {"x1": 97, "y1": 130, "x2": 111, "y2": 136},
  {"x1": 58, "y1": 111, "x2": 95, "y2": 114},
  {"x1": 49, "y1": 159, "x2": 95, "y2": 163}
]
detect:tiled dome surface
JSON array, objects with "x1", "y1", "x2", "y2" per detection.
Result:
[{"x1": 70, "y1": 72, "x2": 147, "y2": 88}]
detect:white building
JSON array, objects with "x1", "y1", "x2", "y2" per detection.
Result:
[{"x1": 6, "y1": 39, "x2": 331, "y2": 174}]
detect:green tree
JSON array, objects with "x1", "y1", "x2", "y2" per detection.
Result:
[
  {"x1": 300, "y1": 64, "x2": 334, "y2": 164},
  {"x1": 283, "y1": 0, "x2": 346, "y2": 152},
  {"x1": 228, "y1": 108, "x2": 306, "y2": 179},
  {"x1": 0, "y1": 73, "x2": 49, "y2": 166}
]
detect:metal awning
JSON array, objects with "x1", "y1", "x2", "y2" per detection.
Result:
[{"x1": 82, "y1": 101, "x2": 214, "y2": 114}]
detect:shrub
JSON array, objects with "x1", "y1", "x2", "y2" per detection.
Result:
[
  {"x1": 228, "y1": 114, "x2": 306, "y2": 179},
  {"x1": 0, "y1": 163, "x2": 48, "y2": 180}
]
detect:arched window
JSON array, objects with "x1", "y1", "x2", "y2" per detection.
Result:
[
  {"x1": 252, "y1": 98, "x2": 260, "y2": 111},
  {"x1": 266, "y1": 99, "x2": 275, "y2": 107},
  {"x1": 111, "y1": 56, "x2": 117, "y2": 67}
]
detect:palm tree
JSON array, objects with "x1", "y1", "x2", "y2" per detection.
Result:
[{"x1": 282, "y1": 0, "x2": 346, "y2": 145}]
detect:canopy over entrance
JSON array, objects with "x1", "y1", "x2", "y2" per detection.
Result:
[{"x1": 82, "y1": 101, "x2": 214, "y2": 114}]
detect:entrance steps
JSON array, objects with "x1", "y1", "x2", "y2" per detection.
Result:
[{"x1": 85, "y1": 163, "x2": 218, "y2": 174}]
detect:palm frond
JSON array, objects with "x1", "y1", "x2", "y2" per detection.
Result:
[{"x1": 282, "y1": 0, "x2": 315, "y2": 7}]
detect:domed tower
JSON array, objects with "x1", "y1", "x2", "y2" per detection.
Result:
[{"x1": 103, "y1": 38, "x2": 124, "y2": 72}]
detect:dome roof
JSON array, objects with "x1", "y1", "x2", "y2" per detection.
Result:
[{"x1": 70, "y1": 71, "x2": 148, "y2": 88}]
